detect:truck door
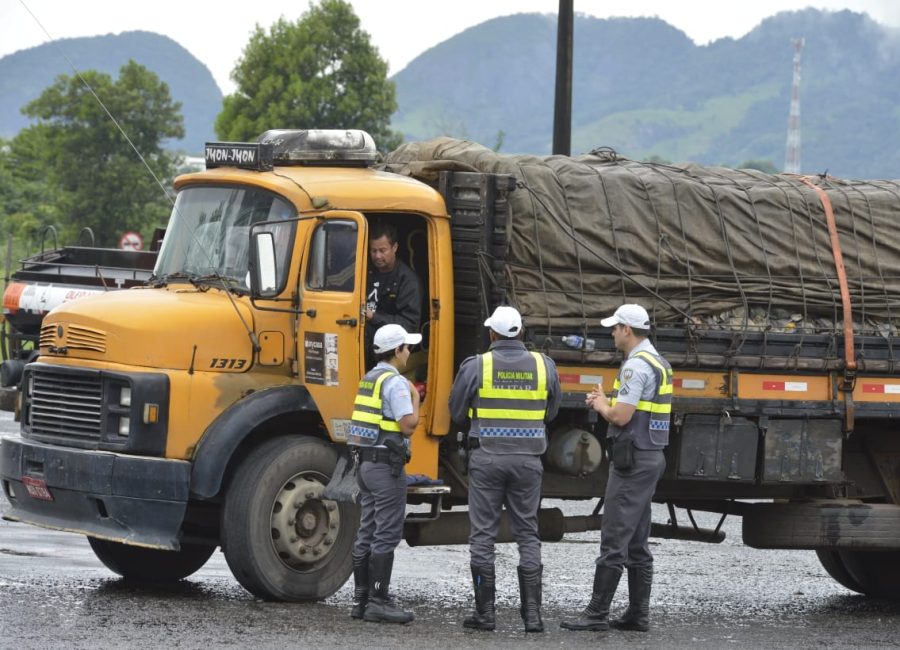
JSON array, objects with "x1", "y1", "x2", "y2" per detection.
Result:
[{"x1": 298, "y1": 211, "x2": 367, "y2": 439}]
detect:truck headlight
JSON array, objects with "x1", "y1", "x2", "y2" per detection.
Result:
[
  {"x1": 118, "y1": 416, "x2": 130, "y2": 436},
  {"x1": 120, "y1": 386, "x2": 131, "y2": 407}
]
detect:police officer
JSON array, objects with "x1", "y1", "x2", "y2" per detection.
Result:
[
  {"x1": 366, "y1": 221, "x2": 421, "y2": 334},
  {"x1": 449, "y1": 306, "x2": 561, "y2": 633},
  {"x1": 348, "y1": 323, "x2": 422, "y2": 625},
  {"x1": 561, "y1": 304, "x2": 672, "y2": 633}
]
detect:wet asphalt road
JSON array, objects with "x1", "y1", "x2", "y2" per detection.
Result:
[{"x1": 2, "y1": 410, "x2": 899, "y2": 649}]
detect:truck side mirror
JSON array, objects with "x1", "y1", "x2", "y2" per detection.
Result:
[{"x1": 250, "y1": 231, "x2": 278, "y2": 297}]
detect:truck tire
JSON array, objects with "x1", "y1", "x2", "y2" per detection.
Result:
[
  {"x1": 220, "y1": 435, "x2": 358, "y2": 602},
  {"x1": 815, "y1": 550, "x2": 865, "y2": 594},
  {"x1": 742, "y1": 502, "x2": 900, "y2": 550},
  {"x1": 87, "y1": 537, "x2": 216, "y2": 582},
  {"x1": 837, "y1": 550, "x2": 900, "y2": 600}
]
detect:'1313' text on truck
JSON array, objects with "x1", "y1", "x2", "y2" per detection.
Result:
[{"x1": 3, "y1": 129, "x2": 900, "y2": 601}]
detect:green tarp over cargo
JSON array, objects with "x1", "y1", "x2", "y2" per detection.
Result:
[{"x1": 382, "y1": 138, "x2": 900, "y2": 336}]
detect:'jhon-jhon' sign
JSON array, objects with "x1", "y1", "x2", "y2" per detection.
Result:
[{"x1": 204, "y1": 142, "x2": 274, "y2": 171}]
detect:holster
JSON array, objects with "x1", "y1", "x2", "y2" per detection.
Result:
[
  {"x1": 383, "y1": 439, "x2": 410, "y2": 477},
  {"x1": 456, "y1": 431, "x2": 470, "y2": 475},
  {"x1": 611, "y1": 435, "x2": 635, "y2": 470}
]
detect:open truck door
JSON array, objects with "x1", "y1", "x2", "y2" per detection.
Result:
[{"x1": 295, "y1": 211, "x2": 368, "y2": 440}]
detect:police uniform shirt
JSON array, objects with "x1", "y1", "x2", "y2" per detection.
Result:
[
  {"x1": 613, "y1": 339, "x2": 661, "y2": 408},
  {"x1": 448, "y1": 339, "x2": 562, "y2": 442},
  {"x1": 613, "y1": 338, "x2": 665, "y2": 448},
  {"x1": 371, "y1": 361, "x2": 414, "y2": 447}
]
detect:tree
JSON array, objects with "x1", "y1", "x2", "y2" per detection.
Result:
[
  {"x1": 216, "y1": 0, "x2": 402, "y2": 151},
  {"x1": 0, "y1": 131, "x2": 62, "y2": 254},
  {"x1": 12, "y1": 61, "x2": 184, "y2": 247}
]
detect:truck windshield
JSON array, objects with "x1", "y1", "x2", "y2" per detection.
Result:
[{"x1": 155, "y1": 186, "x2": 296, "y2": 290}]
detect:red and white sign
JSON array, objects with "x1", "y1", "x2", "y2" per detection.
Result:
[
  {"x1": 673, "y1": 378, "x2": 706, "y2": 390},
  {"x1": 862, "y1": 383, "x2": 900, "y2": 394},
  {"x1": 559, "y1": 374, "x2": 605, "y2": 385},
  {"x1": 120, "y1": 231, "x2": 143, "y2": 251},
  {"x1": 762, "y1": 381, "x2": 808, "y2": 392}
]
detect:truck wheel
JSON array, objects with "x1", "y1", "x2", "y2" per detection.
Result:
[
  {"x1": 837, "y1": 550, "x2": 900, "y2": 600},
  {"x1": 87, "y1": 537, "x2": 216, "y2": 582},
  {"x1": 221, "y1": 435, "x2": 359, "y2": 602},
  {"x1": 815, "y1": 550, "x2": 864, "y2": 594}
]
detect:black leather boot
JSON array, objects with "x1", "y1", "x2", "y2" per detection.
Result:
[
  {"x1": 610, "y1": 565, "x2": 652, "y2": 631},
  {"x1": 350, "y1": 553, "x2": 369, "y2": 620},
  {"x1": 559, "y1": 566, "x2": 621, "y2": 631},
  {"x1": 517, "y1": 565, "x2": 544, "y2": 633},
  {"x1": 363, "y1": 552, "x2": 414, "y2": 624},
  {"x1": 463, "y1": 564, "x2": 496, "y2": 631}
]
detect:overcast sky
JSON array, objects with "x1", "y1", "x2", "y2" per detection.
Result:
[{"x1": 2, "y1": 0, "x2": 898, "y2": 94}]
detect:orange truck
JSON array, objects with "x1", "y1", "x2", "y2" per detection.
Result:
[{"x1": 2, "y1": 130, "x2": 899, "y2": 601}]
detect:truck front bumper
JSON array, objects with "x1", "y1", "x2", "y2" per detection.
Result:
[{"x1": 0, "y1": 435, "x2": 191, "y2": 550}]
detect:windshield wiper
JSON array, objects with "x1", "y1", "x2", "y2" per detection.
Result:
[
  {"x1": 151, "y1": 271, "x2": 195, "y2": 288},
  {"x1": 192, "y1": 274, "x2": 248, "y2": 294}
]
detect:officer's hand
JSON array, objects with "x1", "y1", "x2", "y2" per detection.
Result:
[
  {"x1": 366, "y1": 308, "x2": 375, "y2": 321},
  {"x1": 586, "y1": 382, "x2": 607, "y2": 411}
]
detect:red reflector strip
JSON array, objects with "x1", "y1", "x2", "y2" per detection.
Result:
[
  {"x1": 559, "y1": 374, "x2": 605, "y2": 386},
  {"x1": 762, "y1": 381, "x2": 808, "y2": 392},
  {"x1": 673, "y1": 378, "x2": 705, "y2": 389},
  {"x1": 862, "y1": 384, "x2": 900, "y2": 394}
]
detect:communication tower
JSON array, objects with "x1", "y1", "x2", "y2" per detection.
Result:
[{"x1": 784, "y1": 38, "x2": 805, "y2": 174}]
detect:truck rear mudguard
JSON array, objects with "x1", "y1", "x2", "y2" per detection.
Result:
[{"x1": 0, "y1": 435, "x2": 190, "y2": 549}]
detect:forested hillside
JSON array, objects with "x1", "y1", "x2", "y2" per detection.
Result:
[
  {"x1": 0, "y1": 31, "x2": 221, "y2": 152},
  {"x1": 1, "y1": 9, "x2": 898, "y2": 177},
  {"x1": 392, "y1": 9, "x2": 900, "y2": 178}
]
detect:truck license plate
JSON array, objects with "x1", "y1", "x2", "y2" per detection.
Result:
[{"x1": 22, "y1": 476, "x2": 54, "y2": 501}]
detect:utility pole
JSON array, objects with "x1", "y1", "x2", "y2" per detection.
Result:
[
  {"x1": 784, "y1": 37, "x2": 804, "y2": 174},
  {"x1": 552, "y1": 0, "x2": 573, "y2": 155}
]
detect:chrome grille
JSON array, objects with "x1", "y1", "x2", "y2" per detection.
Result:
[
  {"x1": 29, "y1": 368, "x2": 102, "y2": 441},
  {"x1": 66, "y1": 324, "x2": 107, "y2": 353}
]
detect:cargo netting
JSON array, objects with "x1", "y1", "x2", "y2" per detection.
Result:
[{"x1": 382, "y1": 138, "x2": 900, "y2": 370}]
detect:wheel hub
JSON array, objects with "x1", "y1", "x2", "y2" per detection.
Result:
[{"x1": 270, "y1": 474, "x2": 341, "y2": 569}]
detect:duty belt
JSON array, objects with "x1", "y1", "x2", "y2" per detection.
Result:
[
  {"x1": 358, "y1": 447, "x2": 395, "y2": 464},
  {"x1": 468, "y1": 437, "x2": 481, "y2": 450}
]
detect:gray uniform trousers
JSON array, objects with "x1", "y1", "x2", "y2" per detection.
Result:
[
  {"x1": 596, "y1": 448, "x2": 666, "y2": 570},
  {"x1": 354, "y1": 460, "x2": 407, "y2": 557},
  {"x1": 468, "y1": 448, "x2": 543, "y2": 570}
]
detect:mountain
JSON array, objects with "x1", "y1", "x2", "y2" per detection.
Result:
[
  {"x1": 391, "y1": 9, "x2": 900, "y2": 178},
  {"x1": 0, "y1": 31, "x2": 221, "y2": 153},
  {"x1": 1, "y1": 11, "x2": 898, "y2": 178}
]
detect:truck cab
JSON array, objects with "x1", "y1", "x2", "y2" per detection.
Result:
[{"x1": 1, "y1": 130, "x2": 454, "y2": 600}]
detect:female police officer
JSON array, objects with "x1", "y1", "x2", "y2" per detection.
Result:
[{"x1": 348, "y1": 323, "x2": 421, "y2": 624}]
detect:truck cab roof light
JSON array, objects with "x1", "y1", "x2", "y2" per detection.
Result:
[
  {"x1": 204, "y1": 130, "x2": 378, "y2": 171},
  {"x1": 259, "y1": 129, "x2": 378, "y2": 167}
]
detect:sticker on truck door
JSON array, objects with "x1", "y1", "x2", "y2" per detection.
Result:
[{"x1": 304, "y1": 332, "x2": 338, "y2": 386}]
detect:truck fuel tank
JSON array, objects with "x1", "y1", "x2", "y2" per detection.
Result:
[{"x1": 546, "y1": 426, "x2": 603, "y2": 476}]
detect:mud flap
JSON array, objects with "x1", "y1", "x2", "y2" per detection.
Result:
[{"x1": 322, "y1": 448, "x2": 360, "y2": 504}]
